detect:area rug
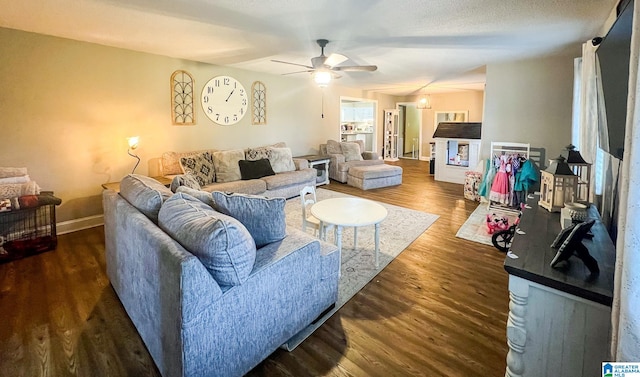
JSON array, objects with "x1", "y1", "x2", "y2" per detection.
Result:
[
  {"x1": 281, "y1": 188, "x2": 439, "y2": 350},
  {"x1": 455, "y1": 203, "x2": 520, "y2": 246}
]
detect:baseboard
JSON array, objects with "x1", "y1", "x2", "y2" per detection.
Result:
[{"x1": 57, "y1": 214, "x2": 104, "y2": 235}]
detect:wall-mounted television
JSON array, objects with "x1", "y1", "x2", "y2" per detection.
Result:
[{"x1": 597, "y1": 0, "x2": 633, "y2": 160}]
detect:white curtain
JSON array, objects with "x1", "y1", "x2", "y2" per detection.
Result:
[
  {"x1": 611, "y1": 1, "x2": 640, "y2": 361},
  {"x1": 579, "y1": 42, "x2": 608, "y2": 201}
]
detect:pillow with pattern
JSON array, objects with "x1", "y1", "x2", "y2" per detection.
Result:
[
  {"x1": 180, "y1": 151, "x2": 215, "y2": 186},
  {"x1": 245, "y1": 147, "x2": 273, "y2": 161},
  {"x1": 169, "y1": 173, "x2": 201, "y2": 193}
]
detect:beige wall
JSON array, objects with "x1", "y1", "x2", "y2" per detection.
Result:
[
  {"x1": 482, "y1": 55, "x2": 576, "y2": 162},
  {"x1": 0, "y1": 27, "x2": 396, "y2": 223},
  {"x1": 403, "y1": 91, "x2": 485, "y2": 158}
]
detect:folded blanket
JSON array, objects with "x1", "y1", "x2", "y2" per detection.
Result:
[
  {"x1": 0, "y1": 181, "x2": 41, "y2": 200},
  {"x1": 0, "y1": 175, "x2": 30, "y2": 184},
  {"x1": 0, "y1": 167, "x2": 28, "y2": 179}
]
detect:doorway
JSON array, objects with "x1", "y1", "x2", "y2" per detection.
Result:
[
  {"x1": 397, "y1": 103, "x2": 421, "y2": 159},
  {"x1": 340, "y1": 97, "x2": 378, "y2": 153}
]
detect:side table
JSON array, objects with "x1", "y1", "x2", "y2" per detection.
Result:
[
  {"x1": 295, "y1": 155, "x2": 330, "y2": 186},
  {"x1": 101, "y1": 176, "x2": 172, "y2": 192}
]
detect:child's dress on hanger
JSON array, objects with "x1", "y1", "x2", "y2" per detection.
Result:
[{"x1": 489, "y1": 155, "x2": 510, "y2": 205}]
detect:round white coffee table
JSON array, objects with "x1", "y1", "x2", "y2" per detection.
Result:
[{"x1": 311, "y1": 197, "x2": 388, "y2": 268}]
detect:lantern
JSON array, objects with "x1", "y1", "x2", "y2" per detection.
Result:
[
  {"x1": 565, "y1": 145, "x2": 592, "y2": 205},
  {"x1": 538, "y1": 156, "x2": 578, "y2": 212}
]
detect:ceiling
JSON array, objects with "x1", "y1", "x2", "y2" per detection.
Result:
[{"x1": 0, "y1": 0, "x2": 617, "y2": 96}]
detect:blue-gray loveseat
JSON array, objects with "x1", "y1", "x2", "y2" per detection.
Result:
[{"x1": 103, "y1": 174, "x2": 340, "y2": 377}]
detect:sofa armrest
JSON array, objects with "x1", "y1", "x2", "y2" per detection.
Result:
[
  {"x1": 292, "y1": 158, "x2": 309, "y2": 170},
  {"x1": 362, "y1": 151, "x2": 379, "y2": 160}
]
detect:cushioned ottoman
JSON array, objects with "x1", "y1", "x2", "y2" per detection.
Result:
[{"x1": 347, "y1": 164, "x2": 403, "y2": 190}]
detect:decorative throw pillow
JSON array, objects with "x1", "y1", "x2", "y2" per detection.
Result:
[
  {"x1": 211, "y1": 191, "x2": 286, "y2": 248},
  {"x1": 268, "y1": 147, "x2": 296, "y2": 173},
  {"x1": 158, "y1": 193, "x2": 256, "y2": 287},
  {"x1": 213, "y1": 149, "x2": 245, "y2": 183},
  {"x1": 238, "y1": 159, "x2": 276, "y2": 180},
  {"x1": 326, "y1": 139, "x2": 342, "y2": 155},
  {"x1": 169, "y1": 173, "x2": 201, "y2": 193},
  {"x1": 245, "y1": 147, "x2": 273, "y2": 161},
  {"x1": 341, "y1": 142, "x2": 363, "y2": 161},
  {"x1": 180, "y1": 152, "x2": 215, "y2": 186}
]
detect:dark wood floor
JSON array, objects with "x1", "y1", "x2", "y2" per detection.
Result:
[{"x1": 0, "y1": 159, "x2": 509, "y2": 377}]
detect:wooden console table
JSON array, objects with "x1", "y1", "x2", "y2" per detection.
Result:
[{"x1": 503, "y1": 195, "x2": 615, "y2": 377}]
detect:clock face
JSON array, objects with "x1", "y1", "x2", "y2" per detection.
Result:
[{"x1": 201, "y1": 76, "x2": 248, "y2": 125}]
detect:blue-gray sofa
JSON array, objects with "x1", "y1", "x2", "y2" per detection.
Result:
[{"x1": 102, "y1": 174, "x2": 340, "y2": 377}]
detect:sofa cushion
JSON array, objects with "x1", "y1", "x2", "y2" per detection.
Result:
[
  {"x1": 238, "y1": 159, "x2": 275, "y2": 180},
  {"x1": 269, "y1": 147, "x2": 296, "y2": 173},
  {"x1": 200, "y1": 179, "x2": 267, "y2": 195},
  {"x1": 176, "y1": 186, "x2": 215, "y2": 207},
  {"x1": 213, "y1": 149, "x2": 244, "y2": 183},
  {"x1": 158, "y1": 193, "x2": 256, "y2": 287},
  {"x1": 162, "y1": 149, "x2": 216, "y2": 176},
  {"x1": 119, "y1": 174, "x2": 172, "y2": 223},
  {"x1": 260, "y1": 169, "x2": 316, "y2": 190},
  {"x1": 341, "y1": 142, "x2": 363, "y2": 162},
  {"x1": 180, "y1": 152, "x2": 216, "y2": 186},
  {"x1": 326, "y1": 139, "x2": 342, "y2": 154},
  {"x1": 170, "y1": 173, "x2": 201, "y2": 193},
  {"x1": 336, "y1": 159, "x2": 385, "y2": 173},
  {"x1": 212, "y1": 192, "x2": 286, "y2": 248}
]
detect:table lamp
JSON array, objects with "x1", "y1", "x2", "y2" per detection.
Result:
[{"x1": 127, "y1": 136, "x2": 140, "y2": 174}]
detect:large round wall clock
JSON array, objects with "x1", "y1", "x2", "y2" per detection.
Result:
[{"x1": 201, "y1": 75, "x2": 248, "y2": 125}]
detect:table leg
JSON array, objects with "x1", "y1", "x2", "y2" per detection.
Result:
[
  {"x1": 353, "y1": 227, "x2": 358, "y2": 249},
  {"x1": 336, "y1": 225, "x2": 343, "y2": 255},
  {"x1": 374, "y1": 222, "x2": 380, "y2": 269}
]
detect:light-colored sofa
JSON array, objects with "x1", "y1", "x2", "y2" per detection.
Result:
[
  {"x1": 319, "y1": 139, "x2": 383, "y2": 183},
  {"x1": 160, "y1": 143, "x2": 316, "y2": 199},
  {"x1": 103, "y1": 174, "x2": 340, "y2": 377}
]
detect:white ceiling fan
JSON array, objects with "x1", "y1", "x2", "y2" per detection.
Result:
[{"x1": 271, "y1": 39, "x2": 377, "y2": 86}]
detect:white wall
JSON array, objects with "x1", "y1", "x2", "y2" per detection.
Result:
[
  {"x1": 0, "y1": 27, "x2": 396, "y2": 222},
  {"x1": 482, "y1": 55, "x2": 576, "y2": 162}
]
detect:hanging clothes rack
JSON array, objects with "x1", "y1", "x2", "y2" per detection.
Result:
[{"x1": 487, "y1": 142, "x2": 531, "y2": 213}]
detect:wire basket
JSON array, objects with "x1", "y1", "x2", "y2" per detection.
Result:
[{"x1": 0, "y1": 204, "x2": 57, "y2": 263}]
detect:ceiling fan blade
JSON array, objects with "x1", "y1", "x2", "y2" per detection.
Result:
[
  {"x1": 325, "y1": 53, "x2": 348, "y2": 67},
  {"x1": 332, "y1": 65, "x2": 378, "y2": 72},
  {"x1": 271, "y1": 59, "x2": 314, "y2": 70},
  {"x1": 281, "y1": 70, "x2": 315, "y2": 76}
]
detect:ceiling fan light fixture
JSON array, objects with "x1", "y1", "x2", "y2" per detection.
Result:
[{"x1": 314, "y1": 70, "x2": 331, "y2": 87}]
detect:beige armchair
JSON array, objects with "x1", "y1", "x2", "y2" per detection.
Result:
[{"x1": 319, "y1": 140, "x2": 383, "y2": 183}]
